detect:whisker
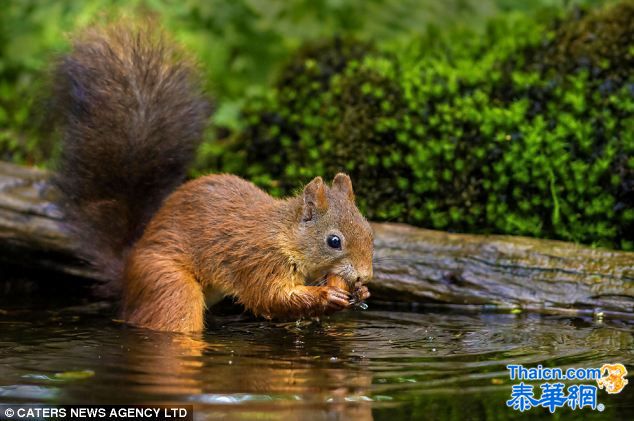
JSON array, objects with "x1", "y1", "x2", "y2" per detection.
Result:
[
  {"x1": 307, "y1": 275, "x2": 329, "y2": 287},
  {"x1": 373, "y1": 257, "x2": 417, "y2": 263}
]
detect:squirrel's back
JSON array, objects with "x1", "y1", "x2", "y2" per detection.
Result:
[{"x1": 51, "y1": 24, "x2": 211, "y2": 295}]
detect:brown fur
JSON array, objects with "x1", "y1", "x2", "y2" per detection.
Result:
[
  {"x1": 52, "y1": 25, "x2": 374, "y2": 333},
  {"x1": 122, "y1": 174, "x2": 373, "y2": 332},
  {"x1": 51, "y1": 23, "x2": 210, "y2": 295}
]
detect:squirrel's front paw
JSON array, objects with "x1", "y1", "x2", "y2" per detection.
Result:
[
  {"x1": 323, "y1": 287, "x2": 351, "y2": 314},
  {"x1": 352, "y1": 281, "x2": 371, "y2": 302}
]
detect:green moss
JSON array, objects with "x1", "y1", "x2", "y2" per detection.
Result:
[{"x1": 225, "y1": 1, "x2": 633, "y2": 250}]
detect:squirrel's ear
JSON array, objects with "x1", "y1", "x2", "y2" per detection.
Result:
[
  {"x1": 302, "y1": 176, "x2": 328, "y2": 221},
  {"x1": 332, "y1": 173, "x2": 355, "y2": 202}
]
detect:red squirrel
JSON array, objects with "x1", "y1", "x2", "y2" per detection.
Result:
[{"x1": 51, "y1": 24, "x2": 373, "y2": 333}]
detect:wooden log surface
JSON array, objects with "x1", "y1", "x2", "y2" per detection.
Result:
[{"x1": 1, "y1": 161, "x2": 633, "y2": 315}]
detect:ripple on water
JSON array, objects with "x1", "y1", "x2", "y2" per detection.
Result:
[{"x1": 0, "y1": 305, "x2": 632, "y2": 419}]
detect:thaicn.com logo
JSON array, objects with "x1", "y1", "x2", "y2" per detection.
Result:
[{"x1": 505, "y1": 363, "x2": 628, "y2": 413}]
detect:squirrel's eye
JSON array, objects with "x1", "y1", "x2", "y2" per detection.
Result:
[{"x1": 327, "y1": 234, "x2": 342, "y2": 250}]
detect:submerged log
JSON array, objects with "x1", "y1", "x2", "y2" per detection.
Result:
[{"x1": 1, "y1": 161, "x2": 633, "y2": 314}]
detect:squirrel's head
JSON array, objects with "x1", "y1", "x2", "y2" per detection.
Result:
[{"x1": 294, "y1": 174, "x2": 374, "y2": 287}]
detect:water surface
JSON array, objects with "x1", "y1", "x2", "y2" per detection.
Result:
[{"x1": 1, "y1": 295, "x2": 632, "y2": 420}]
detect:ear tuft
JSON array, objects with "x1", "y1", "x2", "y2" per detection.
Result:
[
  {"x1": 302, "y1": 176, "x2": 328, "y2": 221},
  {"x1": 332, "y1": 173, "x2": 355, "y2": 202}
]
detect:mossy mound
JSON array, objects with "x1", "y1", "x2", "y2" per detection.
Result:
[{"x1": 224, "y1": 2, "x2": 633, "y2": 250}]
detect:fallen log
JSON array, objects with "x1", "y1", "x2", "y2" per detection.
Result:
[
  {"x1": 1, "y1": 161, "x2": 633, "y2": 314},
  {"x1": 372, "y1": 223, "x2": 634, "y2": 315},
  {"x1": 0, "y1": 162, "x2": 88, "y2": 277}
]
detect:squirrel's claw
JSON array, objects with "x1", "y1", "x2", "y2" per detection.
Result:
[
  {"x1": 353, "y1": 282, "x2": 371, "y2": 302},
  {"x1": 348, "y1": 282, "x2": 370, "y2": 310}
]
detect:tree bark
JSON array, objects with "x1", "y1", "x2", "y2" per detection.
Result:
[
  {"x1": 372, "y1": 223, "x2": 634, "y2": 315},
  {"x1": 1, "y1": 161, "x2": 633, "y2": 314}
]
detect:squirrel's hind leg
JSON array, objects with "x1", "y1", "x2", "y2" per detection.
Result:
[{"x1": 122, "y1": 255, "x2": 205, "y2": 333}]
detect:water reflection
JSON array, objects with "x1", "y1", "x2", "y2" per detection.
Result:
[
  {"x1": 0, "y1": 303, "x2": 632, "y2": 420},
  {"x1": 127, "y1": 319, "x2": 375, "y2": 419}
]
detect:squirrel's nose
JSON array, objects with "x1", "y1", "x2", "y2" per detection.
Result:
[{"x1": 358, "y1": 266, "x2": 373, "y2": 284}]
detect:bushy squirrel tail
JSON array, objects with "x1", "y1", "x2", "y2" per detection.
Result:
[{"x1": 51, "y1": 24, "x2": 211, "y2": 295}]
